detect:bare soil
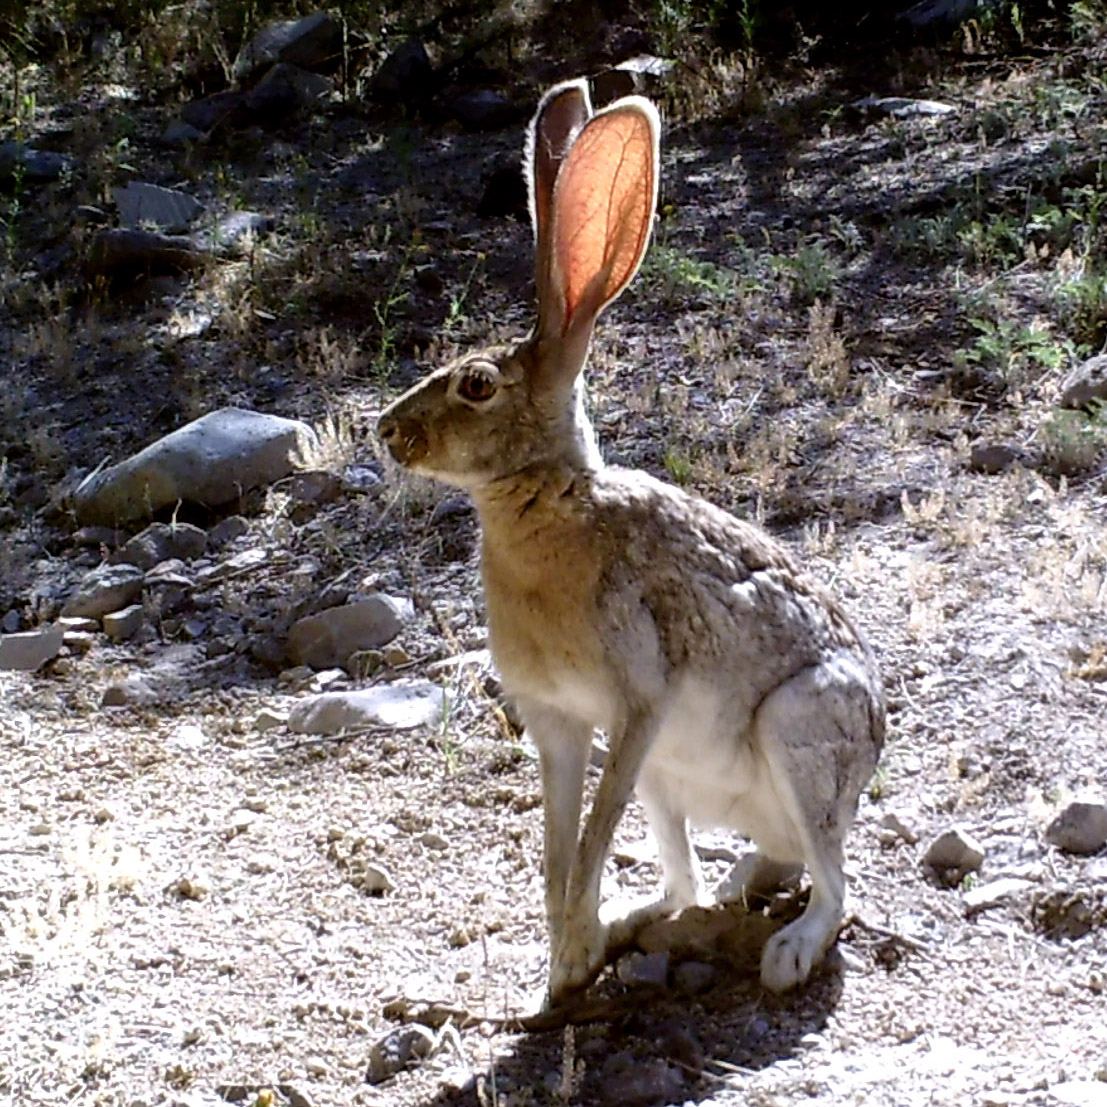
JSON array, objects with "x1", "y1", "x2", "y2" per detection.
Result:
[{"x1": 2, "y1": 22, "x2": 1107, "y2": 1107}]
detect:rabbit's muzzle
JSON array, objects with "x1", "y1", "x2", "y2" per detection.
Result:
[{"x1": 378, "y1": 413, "x2": 428, "y2": 469}]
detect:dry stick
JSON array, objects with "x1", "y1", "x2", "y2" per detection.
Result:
[
  {"x1": 845, "y1": 912, "x2": 930, "y2": 954},
  {"x1": 383, "y1": 988, "x2": 659, "y2": 1034}
]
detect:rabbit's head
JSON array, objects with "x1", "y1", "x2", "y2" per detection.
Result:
[{"x1": 380, "y1": 80, "x2": 659, "y2": 490}]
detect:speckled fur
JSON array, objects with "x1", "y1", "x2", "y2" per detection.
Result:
[{"x1": 379, "y1": 81, "x2": 884, "y2": 1005}]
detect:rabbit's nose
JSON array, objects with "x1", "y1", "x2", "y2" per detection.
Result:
[
  {"x1": 378, "y1": 414, "x2": 424, "y2": 467},
  {"x1": 378, "y1": 416, "x2": 403, "y2": 460}
]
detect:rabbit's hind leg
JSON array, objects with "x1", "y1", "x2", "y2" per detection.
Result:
[{"x1": 751, "y1": 662, "x2": 873, "y2": 993}]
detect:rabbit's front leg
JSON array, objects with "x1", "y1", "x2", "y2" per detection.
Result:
[
  {"x1": 550, "y1": 706, "x2": 658, "y2": 1004},
  {"x1": 519, "y1": 699, "x2": 594, "y2": 967}
]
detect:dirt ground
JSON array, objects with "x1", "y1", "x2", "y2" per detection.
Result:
[{"x1": 2, "y1": 13, "x2": 1107, "y2": 1107}]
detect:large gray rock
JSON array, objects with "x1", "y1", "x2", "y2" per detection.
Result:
[
  {"x1": 74, "y1": 408, "x2": 319, "y2": 526},
  {"x1": 62, "y1": 564, "x2": 145, "y2": 619},
  {"x1": 371, "y1": 38, "x2": 433, "y2": 102},
  {"x1": 447, "y1": 89, "x2": 519, "y2": 132},
  {"x1": 1058, "y1": 354, "x2": 1107, "y2": 411},
  {"x1": 287, "y1": 595, "x2": 411, "y2": 669},
  {"x1": 113, "y1": 182, "x2": 203, "y2": 234},
  {"x1": 288, "y1": 681, "x2": 447, "y2": 734},
  {"x1": 899, "y1": 0, "x2": 999, "y2": 26},
  {"x1": 1045, "y1": 800, "x2": 1107, "y2": 856},
  {"x1": 111, "y1": 522, "x2": 207, "y2": 570},
  {"x1": 0, "y1": 141, "x2": 73, "y2": 183},
  {"x1": 233, "y1": 12, "x2": 341, "y2": 82},
  {"x1": 0, "y1": 625, "x2": 64, "y2": 671},
  {"x1": 249, "y1": 62, "x2": 332, "y2": 114}
]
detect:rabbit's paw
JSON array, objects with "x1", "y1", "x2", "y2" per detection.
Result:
[
  {"x1": 548, "y1": 918, "x2": 608, "y2": 1005},
  {"x1": 759, "y1": 912, "x2": 834, "y2": 993},
  {"x1": 599, "y1": 893, "x2": 689, "y2": 950}
]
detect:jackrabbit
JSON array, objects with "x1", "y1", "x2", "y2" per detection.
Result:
[{"x1": 379, "y1": 79, "x2": 885, "y2": 1005}]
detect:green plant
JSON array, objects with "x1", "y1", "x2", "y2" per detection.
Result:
[
  {"x1": 443, "y1": 252, "x2": 484, "y2": 334},
  {"x1": 1054, "y1": 268, "x2": 1107, "y2": 349},
  {"x1": 1, "y1": 90, "x2": 36, "y2": 264},
  {"x1": 957, "y1": 213, "x2": 1023, "y2": 268},
  {"x1": 662, "y1": 445, "x2": 693, "y2": 484},
  {"x1": 867, "y1": 764, "x2": 887, "y2": 802},
  {"x1": 370, "y1": 233, "x2": 416, "y2": 380},
  {"x1": 642, "y1": 242, "x2": 737, "y2": 307},
  {"x1": 1039, "y1": 402, "x2": 1107, "y2": 477},
  {"x1": 737, "y1": 0, "x2": 760, "y2": 53},
  {"x1": 772, "y1": 240, "x2": 837, "y2": 305},
  {"x1": 652, "y1": 0, "x2": 728, "y2": 52},
  {"x1": 956, "y1": 317, "x2": 1070, "y2": 393},
  {"x1": 1070, "y1": 0, "x2": 1107, "y2": 43}
]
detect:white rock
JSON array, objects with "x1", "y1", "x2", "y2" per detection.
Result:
[
  {"x1": 853, "y1": 95, "x2": 957, "y2": 117},
  {"x1": 168, "y1": 723, "x2": 207, "y2": 750},
  {"x1": 288, "y1": 680, "x2": 446, "y2": 734},
  {"x1": 354, "y1": 863, "x2": 394, "y2": 895},
  {"x1": 0, "y1": 625, "x2": 64, "y2": 671},
  {"x1": 103, "y1": 603, "x2": 145, "y2": 642},
  {"x1": 287, "y1": 595, "x2": 412, "y2": 669},
  {"x1": 962, "y1": 876, "x2": 1033, "y2": 913},
  {"x1": 1045, "y1": 800, "x2": 1107, "y2": 856},
  {"x1": 880, "y1": 810, "x2": 920, "y2": 844},
  {"x1": 1049, "y1": 1081, "x2": 1107, "y2": 1107},
  {"x1": 62, "y1": 564, "x2": 145, "y2": 619},
  {"x1": 58, "y1": 615, "x2": 98, "y2": 632},
  {"x1": 74, "y1": 407, "x2": 319, "y2": 527}
]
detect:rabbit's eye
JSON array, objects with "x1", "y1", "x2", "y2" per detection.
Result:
[{"x1": 458, "y1": 370, "x2": 498, "y2": 404}]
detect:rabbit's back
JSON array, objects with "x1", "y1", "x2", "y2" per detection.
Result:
[{"x1": 481, "y1": 464, "x2": 883, "y2": 754}]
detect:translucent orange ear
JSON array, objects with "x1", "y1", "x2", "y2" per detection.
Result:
[{"x1": 551, "y1": 99, "x2": 659, "y2": 333}]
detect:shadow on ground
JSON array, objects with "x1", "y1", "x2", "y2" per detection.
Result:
[{"x1": 415, "y1": 902, "x2": 848, "y2": 1106}]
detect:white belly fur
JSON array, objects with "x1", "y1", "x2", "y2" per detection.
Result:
[
  {"x1": 526, "y1": 668, "x2": 806, "y2": 863},
  {"x1": 641, "y1": 674, "x2": 805, "y2": 862}
]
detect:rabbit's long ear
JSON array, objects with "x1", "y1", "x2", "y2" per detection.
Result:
[
  {"x1": 536, "y1": 97, "x2": 659, "y2": 372},
  {"x1": 555, "y1": 99, "x2": 659, "y2": 329},
  {"x1": 528, "y1": 79, "x2": 593, "y2": 265}
]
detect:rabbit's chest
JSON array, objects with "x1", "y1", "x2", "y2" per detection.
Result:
[{"x1": 485, "y1": 583, "x2": 616, "y2": 729}]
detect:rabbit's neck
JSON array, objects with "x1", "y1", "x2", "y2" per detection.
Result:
[{"x1": 567, "y1": 379, "x2": 603, "y2": 471}]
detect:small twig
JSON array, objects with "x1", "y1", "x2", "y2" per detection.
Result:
[
  {"x1": 845, "y1": 912, "x2": 929, "y2": 954},
  {"x1": 383, "y1": 989, "x2": 654, "y2": 1034}
]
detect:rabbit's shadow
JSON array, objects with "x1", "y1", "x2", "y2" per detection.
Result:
[{"x1": 419, "y1": 901, "x2": 848, "y2": 1106}]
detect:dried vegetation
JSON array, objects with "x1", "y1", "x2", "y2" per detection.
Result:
[{"x1": 2, "y1": 1, "x2": 1107, "y2": 1104}]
